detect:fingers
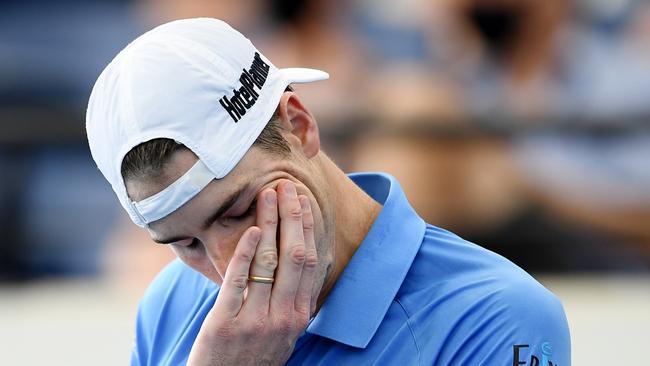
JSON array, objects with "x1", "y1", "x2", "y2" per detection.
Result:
[
  {"x1": 241, "y1": 189, "x2": 278, "y2": 314},
  {"x1": 216, "y1": 226, "x2": 261, "y2": 319},
  {"x1": 187, "y1": 192, "x2": 312, "y2": 366},
  {"x1": 294, "y1": 195, "x2": 318, "y2": 316},
  {"x1": 270, "y1": 181, "x2": 307, "y2": 311}
]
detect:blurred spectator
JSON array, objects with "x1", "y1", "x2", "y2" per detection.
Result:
[
  {"x1": 1, "y1": 0, "x2": 649, "y2": 282},
  {"x1": 348, "y1": 0, "x2": 650, "y2": 271},
  {"x1": 257, "y1": 0, "x2": 372, "y2": 133},
  {"x1": 135, "y1": 0, "x2": 264, "y2": 34},
  {"x1": 556, "y1": 0, "x2": 650, "y2": 117},
  {"x1": 0, "y1": 145, "x2": 120, "y2": 280},
  {"x1": 0, "y1": 0, "x2": 141, "y2": 280}
]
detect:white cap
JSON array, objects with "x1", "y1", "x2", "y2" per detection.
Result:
[{"x1": 86, "y1": 18, "x2": 328, "y2": 227}]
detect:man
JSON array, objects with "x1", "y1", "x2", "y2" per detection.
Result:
[{"x1": 86, "y1": 18, "x2": 570, "y2": 365}]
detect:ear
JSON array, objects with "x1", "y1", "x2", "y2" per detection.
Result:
[{"x1": 276, "y1": 91, "x2": 321, "y2": 158}]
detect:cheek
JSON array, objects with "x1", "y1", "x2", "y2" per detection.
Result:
[
  {"x1": 170, "y1": 245, "x2": 222, "y2": 285},
  {"x1": 200, "y1": 224, "x2": 253, "y2": 279},
  {"x1": 314, "y1": 203, "x2": 335, "y2": 267}
]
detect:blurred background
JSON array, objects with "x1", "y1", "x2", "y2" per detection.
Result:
[{"x1": 1, "y1": 0, "x2": 649, "y2": 364}]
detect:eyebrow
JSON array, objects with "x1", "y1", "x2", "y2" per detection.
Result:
[{"x1": 152, "y1": 182, "x2": 250, "y2": 245}]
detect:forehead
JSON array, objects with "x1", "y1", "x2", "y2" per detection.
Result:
[
  {"x1": 146, "y1": 171, "x2": 251, "y2": 240},
  {"x1": 143, "y1": 168, "x2": 249, "y2": 239},
  {"x1": 127, "y1": 146, "x2": 271, "y2": 235},
  {"x1": 126, "y1": 145, "x2": 273, "y2": 203}
]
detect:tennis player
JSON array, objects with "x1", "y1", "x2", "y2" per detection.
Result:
[{"x1": 86, "y1": 18, "x2": 570, "y2": 366}]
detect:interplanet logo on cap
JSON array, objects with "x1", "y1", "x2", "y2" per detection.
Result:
[{"x1": 219, "y1": 52, "x2": 271, "y2": 122}]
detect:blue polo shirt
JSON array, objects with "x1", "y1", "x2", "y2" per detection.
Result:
[{"x1": 132, "y1": 173, "x2": 571, "y2": 365}]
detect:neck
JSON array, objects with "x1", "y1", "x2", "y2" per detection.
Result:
[{"x1": 315, "y1": 154, "x2": 382, "y2": 310}]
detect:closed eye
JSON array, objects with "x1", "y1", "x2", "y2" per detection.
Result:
[{"x1": 221, "y1": 200, "x2": 257, "y2": 225}]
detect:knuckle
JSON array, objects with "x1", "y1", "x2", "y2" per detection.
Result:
[
  {"x1": 262, "y1": 217, "x2": 278, "y2": 227},
  {"x1": 294, "y1": 313, "x2": 309, "y2": 330},
  {"x1": 230, "y1": 273, "x2": 249, "y2": 290},
  {"x1": 287, "y1": 207, "x2": 303, "y2": 221},
  {"x1": 303, "y1": 250, "x2": 318, "y2": 270},
  {"x1": 274, "y1": 315, "x2": 294, "y2": 338},
  {"x1": 255, "y1": 250, "x2": 278, "y2": 272},
  {"x1": 288, "y1": 245, "x2": 306, "y2": 265},
  {"x1": 237, "y1": 250, "x2": 254, "y2": 263},
  {"x1": 242, "y1": 314, "x2": 267, "y2": 337},
  {"x1": 302, "y1": 217, "x2": 314, "y2": 231}
]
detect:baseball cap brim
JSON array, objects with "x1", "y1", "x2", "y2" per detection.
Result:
[{"x1": 279, "y1": 68, "x2": 330, "y2": 84}]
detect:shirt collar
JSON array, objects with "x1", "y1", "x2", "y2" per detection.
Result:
[{"x1": 306, "y1": 172, "x2": 427, "y2": 348}]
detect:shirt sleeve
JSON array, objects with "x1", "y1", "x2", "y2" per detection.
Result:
[{"x1": 439, "y1": 273, "x2": 571, "y2": 366}]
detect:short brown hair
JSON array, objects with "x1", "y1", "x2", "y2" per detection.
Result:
[{"x1": 121, "y1": 109, "x2": 291, "y2": 183}]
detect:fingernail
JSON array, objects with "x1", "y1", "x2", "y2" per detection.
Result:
[
  {"x1": 250, "y1": 228, "x2": 260, "y2": 243},
  {"x1": 265, "y1": 190, "x2": 276, "y2": 205},
  {"x1": 299, "y1": 196, "x2": 310, "y2": 212},
  {"x1": 283, "y1": 181, "x2": 296, "y2": 196}
]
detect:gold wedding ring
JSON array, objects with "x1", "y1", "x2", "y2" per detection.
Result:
[{"x1": 248, "y1": 275, "x2": 275, "y2": 284}]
